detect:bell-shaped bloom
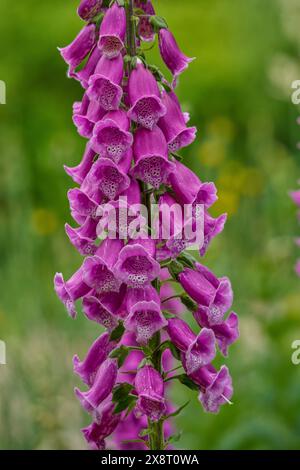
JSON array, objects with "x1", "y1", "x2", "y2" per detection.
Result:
[
  {"x1": 87, "y1": 54, "x2": 123, "y2": 110},
  {"x1": 82, "y1": 292, "x2": 120, "y2": 332},
  {"x1": 78, "y1": 0, "x2": 103, "y2": 21},
  {"x1": 82, "y1": 401, "x2": 121, "y2": 450},
  {"x1": 179, "y1": 263, "x2": 233, "y2": 325},
  {"x1": 58, "y1": 24, "x2": 96, "y2": 77},
  {"x1": 75, "y1": 358, "x2": 118, "y2": 416},
  {"x1": 158, "y1": 91, "x2": 197, "y2": 152},
  {"x1": 135, "y1": 0, "x2": 155, "y2": 42},
  {"x1": 167, "y1": 318, "x2": 216, "y2": 374},
  {"x1": 54, "y1": 267, "x2": 91, "y2": 318},
  {"x1": 114, "y1": 239, "x2": 160, "y2": 288},
  {"x1": 75, "y1": 46, "x2": 102, "y2": 89},
  {"x1": 98, "y1": 3, "x2": 126, "y2": 59},
  {"x1": 135, "y1": 366, "x2": 166, "y2": 421},
  {"x1": 124, "y1": 286, "x2": 168, "y2": 344},
  {"x1": 82, "y1": 153, "x2": 131, "y2": 201},
  {"x1": 73, "y1": 95, "x2": 105, "y2": 139},
  {"x1": 73, "y1": 332, "x2": 115, "y2": 386},
  {"x1": 82, "y1": 238, "x2": 124, "y2": 294},
  {"x1": 64, "y1": 142, "x2": 97, "y2": 185},
  {"x1": 91, "y1": 110, "x2": 133, "y2": 162},
  {"x1": 199, "y1": 366, "x2": 233, "y2": 414},
  {"x1": 128, "y1": 62, "x2": 166, "y2": 130},
  {"x1": 65, "y1": 223, "x2": 97, "y2": 256},
  {"x1": 68, "y1": 188, "x2": 98, "y2": 224},
  {"x1": 131, "y1": 126, "x2": 175, "y2": 189},
  {"x1": 196, "y1": 309, "x2": 239, "y2": 357},
  {"x1": 201, "y1": 212, "x2": 227, "y2": 256},
  {"x1": 168, "y1": 160, "x2": 201, "y2": 204},
  {"x1": 159, "y1": 29, "x2": 194, "y2": 87}
]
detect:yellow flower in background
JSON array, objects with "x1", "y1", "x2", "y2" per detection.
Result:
[
  {"x1": 198, "y1": 116, "x2": 235, "y2": 168},
  {"x1": 31, "y1": 209, "x2": 58, "y2": 236},
  {"x1": 213, "y1": 189, "x2": 240, "y2": 217},
  {"x1": 207, "y1": 116, "x2": 236, "y2": 141}
]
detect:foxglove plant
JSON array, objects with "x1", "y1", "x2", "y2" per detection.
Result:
[{"x1": 55, "y1": 0, "x2": 239, "y2": 450}]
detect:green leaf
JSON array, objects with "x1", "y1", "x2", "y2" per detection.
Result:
[
  {"x1": 149, "y1": 15, "x2": 168, "y2": 32},
  {"x1": 116, "y1": 0, "x2": 125, "y2": 6},
  {"x1": 166, "y1": 432, "x2": 182, "y2": 446},
  {"x1": 168, "y1": 342, "x2": 182, "y2": 361},
  {"x1": 114, "y1": 395, "x2": 137, "y2": 414},
  {"x1": 110, "y1": 345, "x2": 130, "y2": 367},
  {"x1": 180, "y1": 294, "x2": 198, "y2": 312},
  {"x1": 178, "y1": 374, "x2": 199, "y2": 391},
  {"x1": 164, "y1": 400, "x2": 190, "y2": 420},
  {"x1": 177, "y1": 252, "x2": 198, "y2": 269},
  {"x1": 139, "y1": 428, "x2": 152, "y2": 437},
  {"x1": 112, "y1": 383, "x2": 134, "y2": 403},
  {"x1": 110, "y1": 322, "x2": 125, "y2": 342}
]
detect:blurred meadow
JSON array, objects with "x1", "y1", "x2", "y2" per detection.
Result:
[{"x1": 1, "y1": 0, "x2": 300, "y2": 450}]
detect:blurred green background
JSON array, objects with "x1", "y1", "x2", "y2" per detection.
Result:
[{"x1": 0, "y1": 0, "x2": 300, "y2": 450}]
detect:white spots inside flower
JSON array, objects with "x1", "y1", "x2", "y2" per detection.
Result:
[
  {"x1": 102, "y1": 36, "x2": 123, "y2": 59},
  {"x1": 97, "y1": 80, "x2": 119, "y2": 111},
  {"x1": 99, "y1": 127, "x2": 127, "y2": 162},
  {"x1": 209, "y1": 304, "x2": 222, "y2": 325},
  {"x1": 123, "y1": 255, "x2": 153, "y2": 286},
  {"x1": 168, "y1": 136, "x2": 181, "y2": 153},
  {"x1": 134, "y1": 97, "x2": 160, "y2": 129},
  {"x1": 100, "y1": 168, "x2": 123, "y2": 199},
  {"x1": 138, "y1": 157, "x2": 163, "y2": 189},
  {"x1": 84, "y1": 244, "x2": 95, "y2": 255},
  {"x1": 98, "y1": 309, "x2": 116, "y2": 329},
  {"x1": 135, "y1": 310, "x2": 157, "y2": 343},
  {"x1": 87, "y1": 264, "x2": 119, "y2": 293}
]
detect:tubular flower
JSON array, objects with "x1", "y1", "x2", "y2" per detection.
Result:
[
  {"x1": 98, "y1": 3, "x2": 126, "y2": 59},
  {"x1": 55, "y1": 0, "x2": 239, "y2": 451},
  {"x1": 128, "y1": 62, "x2": 166, "y2": 129},
  {"x1": 159, "y1": 28, "x2": 194, "y2": 87}
]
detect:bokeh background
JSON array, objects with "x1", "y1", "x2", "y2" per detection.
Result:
[{"x1": 0, "y1": 0, "x2": 300, "y2": 450}]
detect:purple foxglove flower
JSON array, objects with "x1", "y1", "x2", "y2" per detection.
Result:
[
  {"x1": 196, "y1": 309, "x2": 239, "y2": 356},
  {"x1": 82, "y1": 294, "x2": 120, "y2": 331},
  {"x1": 135, "y1": 366, "x2": 166, "y2": 421},
  {"x1": 159, "y1": 29, "x2": 194, "y2": 87},
  {"x1": 167, "y1": 318, "x2": 216, "y2": 374},
  {"x1": 114, "y1": 239, "x2": 160, "y2": 288},
  {"x1": 113, "y1": 411, "x2": 148, "y2": 450},
  {"x1": 98, "y1": 3, "x2": 126, "y2": 59},
  {"x1": 75, "y1": 358, "x2": 118, "y2": 416},
  {"x1": 158, "y1": 91, "x2": 197, "y2": 152},
  {"x1": 128, "y1": 62, "x2": 166, "y2": 130},
  {"x1": 74, "y1": 46, "x2": 102, "y2": 88},
  {"x1": 54, "y1": 268, "x2": 91, "y2": 318},
  {"x1": 73, "y1": 332, "x2": 115, "y2": 386},
  {"x1": 201, "y1": 212, "x2": 227, "y2": 256},
  {"x1": 82, "y1": 401, "x2": 121, "y2": 450},
  {"x1": 58, "y1": 24, "x2": 96, "y2": 77},
  {"x1": 82, "y1": 238, "x2": 124, "y2": 294},
  {"x1": 78, "y1": 0, "x2": 103, "y2": 21},
  {"x1": 87, "y1": 54, "x2": 123, "y2": 110},
  {"x1": 91, "y1": 110, "x2": 133, "y2": 162},
  {"x1": 64, "y1": 142, "x2": 97, "y2": 185},
  {"x1": 199, "y1": 365, "x2": 233, "y2": 414},
  {"x1": 168, "y1": 160, "x2": 201, "y2": 205},
  {"x1": 65, "y1": 223, "x2": 97, "y2": 256},
  {"x1": 135, "y1": 0, "x2": 155, "y2": 42},
  {"x1": 159, "y1": 268, "x2": 184, "y2": 315},
  {"x1": 82, "y1": 154, "x2": 131, "y2": 201},
  {"x1": 68, "y1": 188, "x2": 98, "y2": 223},
  {"x1": 124, "y1": 286, "x2": 168, "y2": 344},
  {"x1": 179, "y1": 263, "x2": 233, "y2": 325},
  {"x1": 131, "y1": 126, "x2": 175, "y2": 188},
  {"x1": 73, "y1": 96, "x2": 106, "y2": 139}
]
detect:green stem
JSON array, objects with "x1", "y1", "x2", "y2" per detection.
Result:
[{"x1": 126, "y1": 0, "x2": 164, "y2": 450}]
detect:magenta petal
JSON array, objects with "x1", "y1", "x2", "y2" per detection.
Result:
[
  {"x1": 75, "y1": 46, "x2": 102, "y2": 89},
  {"x1": 158, "y1": 91, "x2": 197, "y2": 152},
  {"x1": 135, "y1": 366, "x2": 166, "y2": 421},
  {"x1": 167, "y1": 318, "x2": 196, "y2": 352},
  {"x1": 199, "y1": 366, "x2": 233, "y2": 414},
  {"x1": 159, "y1": 29, "x2": 194, "y2": 87},
  {"x1": 87, "y1": 55, "x2": 123, "y2": 110},
  {"x1": 65, "y1": 223, "x2": 97, "y2": 256},
  {"x1": 73, "y1": 332, "x2": 115, "y2": 386},
  {"x1": 98, "y1": 3, "x2": 126, "y2": 59},
  {"x1": 168, "y1": 160, "x2": 202, "y2": 205},
  {"x1": 185, "y1": 328, "x2": 216, "y2": 374},
  {"x1": 78, "y1": 0, "x2": 104, "y2": 21},
  {"x1": 128, "y1": 63, "x2": 166, "y2": 129},
  {"x1": 135, "y1": 0, "x2": 155, "y2": 42},
  {"x1": 82, "y1": 295, "x2": 119, "y2": 331},
  {"x1": 64, "y1": 143, "x2": 97, "y2": 185},
  {"x1": 54, "y1": 269, "x2": 91, "y2": 318},
  {"x1": 81, "y1": 401, "x2": 120, "y2": 450},
  {"x1": 290, "y1": 189, "x2": 300, "y2": 207},
  {"x1": 58, "y1": 24, "x2": 96, "y2": 77}
]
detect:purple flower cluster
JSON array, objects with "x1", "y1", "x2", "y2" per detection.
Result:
[
  {"x1": 55, "y1": 0, "x2": 239, "y2": 450},
  {"x1": 290, "y1": 181, "x2": 300, "y2": 276}
]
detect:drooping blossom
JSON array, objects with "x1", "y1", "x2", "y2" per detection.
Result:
[
  {"x1": 78, "y1": 0, "x2": 104, "y2": 21},
  {"x1": 135, "y1": 365, "x2": 166, "y2": 421},
  {"x1": 98, "y1": 3, "x2": 126, "y2": 59}
]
